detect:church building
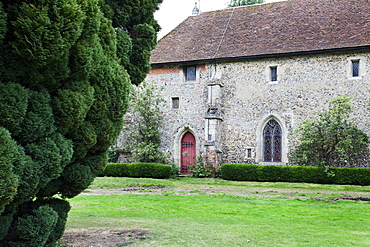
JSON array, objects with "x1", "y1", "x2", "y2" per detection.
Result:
[{"x1": 143, "y1": 0, "x2": 369, "y2": 172}]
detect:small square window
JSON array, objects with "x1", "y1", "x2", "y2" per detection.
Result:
[
  {"x1": 246, "y1": 148, "x2": 253, "y2": 158},
  {"x1": 352, "y1": 60, "x2": 360, "y2": 77},
  {"x1": 172, "y1": 97, "x2": 179, "y2": 109},
  {"x1": 270, "y1": 66, "x2": 277, "y2": 81},
  {"x1": 185, "y1": 66, "x2": 196, "y2": 81}
]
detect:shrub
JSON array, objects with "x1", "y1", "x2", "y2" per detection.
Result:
[
  {"x1": 332, "y1": 167, "x2": 370, "y2": 186},
  {"x1": 108, "y1": 148, "x2": 121, "y2": 163},
  {"x1": 101, "y1": 163, "x2": 171, "y2": 179},
  {"x1": 189, "y1": 156, "x2": 218, "y2": 178},
  {"x1": 221, "y1": 163, "x2": 370, "y2": 185},
  {"x1": 291, "y1": 97, "x2": 369, "y2": 167},
  {"x1": 257, "y1": 165, "x2": 290, "y2": 182},
  {"x1": 221, "y1": 164, "x2": 258, "y2": 181},
  {"x1": 169, "y1": 162, "x2": 180, "y2": 178},
  {"x1": 124, "y1": 82, "x2": 166, "y2": 163}
]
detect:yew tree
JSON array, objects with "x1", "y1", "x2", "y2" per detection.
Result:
[{"x1": 0, "y1": 0, "x2": 161, "y2": 245}]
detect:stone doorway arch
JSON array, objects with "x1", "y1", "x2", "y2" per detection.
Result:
[{"x1": 173, "y1": 124, "x2": 200, "y2": 173}]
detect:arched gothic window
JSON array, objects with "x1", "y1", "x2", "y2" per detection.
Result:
[{"x1": 263, "y1": 119, "x2": 282, "y2": 162}]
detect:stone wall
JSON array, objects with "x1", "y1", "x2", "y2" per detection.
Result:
[
  {"x1": 133, "y1": 49, "x2": 370, "y2": 167},
  {"x1": 217, "y1": 51, "x2": 369, "y2": 165},
  {"x1": 145, "y1": 64, "x2": 208, "y2": 165}
]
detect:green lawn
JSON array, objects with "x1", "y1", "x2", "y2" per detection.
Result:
[{"x1": 66, "y1": 177, "x2": 370, "y2": 246}]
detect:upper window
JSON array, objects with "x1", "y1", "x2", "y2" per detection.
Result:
[
  {"x1": 185, "y1": 66, "x2": 196, "y2": 81},
  {"x1": 348, "y1": 57, "x2": 366, "y2": 79},
  {"x1": 270, "y1": 66, "x2": 278, "y2": 82},
  {"x1": 266, "y1": 64, "x2": 280, "y2": 83},
  {"x1": 352, "y1": 60, "x2": 360, "y2": 77}
]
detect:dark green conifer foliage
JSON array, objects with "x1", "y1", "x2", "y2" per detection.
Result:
[
  {"x1": 101, "y1": 0, "x2": 162, "y2": 85},
  {"x1": 0, "y1": 128, "x2": 19, "y2": 215},
  {"x1": 0, "y1": 0, "x2": 161, "y2": 245},
  {"x1": 0, "y1": 3, "x2": 6, "y2": 42}
]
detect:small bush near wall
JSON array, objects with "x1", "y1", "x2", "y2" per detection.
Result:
[
  {"x1": 101, "y1": 163, "x2": 171, "y2": 179},
  {"x1": 221, "y1": 164, "x2": 370, "y2": 185}
]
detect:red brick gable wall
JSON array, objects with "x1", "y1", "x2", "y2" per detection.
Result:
[
  {"x1": 149, "y1": 64, "x2": 206, "y2": 75},
  {"x1": 149, "y1": 67, "x2": 180, "y2": 75}
]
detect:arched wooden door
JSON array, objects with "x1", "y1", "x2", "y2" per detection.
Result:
[
  {"x1": 181, "y1": 132, "x2": 196, "y2": 173},
  {"x1": 263, "y1": 119, "x2": 282, "y2": 162}
]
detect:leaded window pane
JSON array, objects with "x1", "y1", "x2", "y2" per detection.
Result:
[{"x1": 263, "y1": 119, "x2": 282, "y2": 162}]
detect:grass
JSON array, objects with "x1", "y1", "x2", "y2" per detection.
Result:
[
  {"x1": 67, "y1": 177, "x2": 370, "y2": 246},
  {"x1": 89, "y1": 177, "x2": 175, "y2": 189}
]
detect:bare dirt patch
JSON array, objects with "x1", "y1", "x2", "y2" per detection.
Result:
[
  {"x1": 59, "y1": 227, "x2": 151, "y2": 247},
  {"x1": 82, "y1": 185, "x2": 370, "y2": 200},
  {"x1": 82, "y1": 186, "x2": 170, "y2": 195},
  {"x1": 315, "y1": 195, "x2": 370, "y2": 202}
]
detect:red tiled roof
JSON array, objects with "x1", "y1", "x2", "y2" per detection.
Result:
[{"x1": 151, "y1": 0, "x2": 370, "y2": 65}]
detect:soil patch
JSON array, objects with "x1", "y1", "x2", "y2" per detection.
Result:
[
  {"x1": 315, "y1": 195, "x2": 370, "y2": 202},
  {"x1": 338, "y1": 196, "x2": 370, "y2": 201},
  {"x1": 121, "y1": 185, "x2": 168, "y2": 191},
  {"x1": 59, "y1": 228, "x2": 150, "y2": 247}
]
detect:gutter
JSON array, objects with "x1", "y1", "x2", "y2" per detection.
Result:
[{"x1": 150, "y1": 45, "x2": 370, "y2": 67}]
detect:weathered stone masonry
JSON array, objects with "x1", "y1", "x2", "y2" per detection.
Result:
[
  {"x1": 119, "y1": 0, "x2": 370, "y2": 170},
  {"x1": 147, "y1": 50, "x2": 370, "y2": 168}
]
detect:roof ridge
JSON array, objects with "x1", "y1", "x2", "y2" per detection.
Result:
[
  {"x1": 151, "y1": 0, "x2": 370, "y2": 65},
  {"x1": 212, "y1": 8, "x2": 235, "y2": 59}
]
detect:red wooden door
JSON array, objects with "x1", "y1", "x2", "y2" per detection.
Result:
[{"x1": 181, "y1": 132, "x2": 196, "y2": 173}]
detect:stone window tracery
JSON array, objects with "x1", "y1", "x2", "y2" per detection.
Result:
[{"x1": 263, "y1": 119, "x2": 282, "y2": 162}]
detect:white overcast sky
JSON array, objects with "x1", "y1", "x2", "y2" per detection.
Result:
[{"x1": 154, "y1": 0, "x2": 282, "y2": 39}]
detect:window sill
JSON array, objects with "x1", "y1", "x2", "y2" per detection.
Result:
[
  {"x1": 182, "y1": 80, "x2": 199, "y2": 84},
  {"x1": 348, "y1": 76, "x2": 363, "y2": 80}
]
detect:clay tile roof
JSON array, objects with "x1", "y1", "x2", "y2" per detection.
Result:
[{"x1": 151, "y1": 0, "x2": 370, "y2": 65}]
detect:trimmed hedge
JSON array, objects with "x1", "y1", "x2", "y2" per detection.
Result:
[
  {"x1": 221, "y1": 163, "x2": 370, "y2": 185},
  {"x1": 100, "y1": 163, "x2": 171, "y2": 179}
]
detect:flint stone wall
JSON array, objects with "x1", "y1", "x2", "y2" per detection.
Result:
[{"x1": 140, "y1": 50, "x2": 370, "y2": 166}]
